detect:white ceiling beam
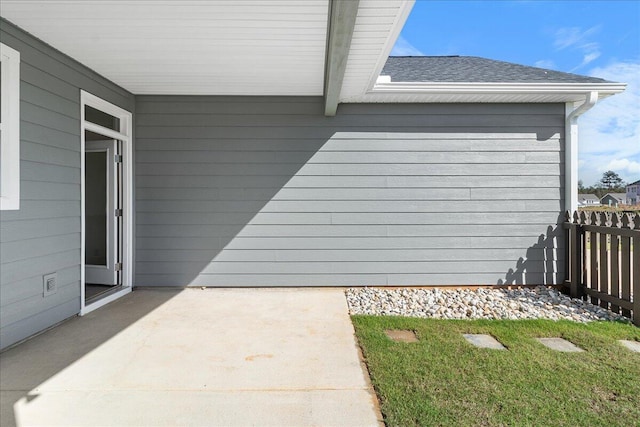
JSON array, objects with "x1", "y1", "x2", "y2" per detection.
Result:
[{"x1": 323, "y1": 0, "x2": 360, "y2": 116}]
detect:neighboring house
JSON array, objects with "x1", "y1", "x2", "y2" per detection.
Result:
[
  {"x1": 578, "y1": 194, "x2": 601, "y2": 206},
  {"x1": 0, "y1": 1, "x2": 627, "y2": 350},
  {"x1": 600, "y1": 193, "x2": 627, "y2": 207},
  {"x1": 626, "y1": 180, "x2": 640, "y2": 205}
]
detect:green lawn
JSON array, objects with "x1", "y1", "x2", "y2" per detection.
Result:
[{"x1": 352, "y1": 317, "x2": 640, "y2": 427}]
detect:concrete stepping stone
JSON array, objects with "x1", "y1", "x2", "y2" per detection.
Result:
[
  {"x1": 536, "y1": 338, "x2": 584, "y2": 352},
  {"x1": 618, "y1": 340, "x2": 640, "y2": 352},
  {"x1": 385, "y1": 329, "x2": 418, "y2": 343},
  {"x1": 463, "y1": 334, "x2": 506, "y2": 350}
]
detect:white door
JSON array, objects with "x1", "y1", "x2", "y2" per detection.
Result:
[{"x1": 85, "y1": 139, "x2": 120, "y2": 286}]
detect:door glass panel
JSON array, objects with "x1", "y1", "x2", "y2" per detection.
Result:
[
  {"x1": 85, "y1": 130, "x2": 111, "y2": 141},
  {"x1": 85, "y1": 151, "x2": 107, "y2": 266},
  {"x1": 85, "y1": 105, "x2": 120, "y2": 131}
]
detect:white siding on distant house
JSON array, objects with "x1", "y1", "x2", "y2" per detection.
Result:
[{"x1": 627, "y1": 182, "x2": 640, "y2": 205}]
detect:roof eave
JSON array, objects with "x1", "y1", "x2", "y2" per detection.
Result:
[
  {"x1": 338, "y1": 81, "x2": 626, "y2": 103},
  {"x1": 371, "y1": 81, "x2": 627, "y2": 96}
]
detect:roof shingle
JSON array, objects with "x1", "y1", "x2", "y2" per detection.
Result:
[{"x1": 381, "y1": 56, "x2": 610, "y2": 84}]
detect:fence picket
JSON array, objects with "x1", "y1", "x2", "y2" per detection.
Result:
[
  {"x1": 599, "y1": 212, "x2": 609, "y2": 309},
  {"x1": 570, "y1": 212, "x2": 582, "y2": 298},
  {"x1": 620, "y1": 214, "x2": 632, "y2": 318},
  {"x1": 610, "y1": 213, "x2": 621, "y2": 313},
  {"x1": 564, "y1": 210, "x2": 638, "y2": 324},
  {"x1": 589, "y1": 212, "x2": 599, "y2": 305}
]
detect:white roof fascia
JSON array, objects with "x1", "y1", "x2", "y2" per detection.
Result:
[
  {"x1": 371, "y1": 82, "x2": 627, "y2": 97},
  {"x1": 339, "y1": 81, "x2": 626, "y2": 103}
]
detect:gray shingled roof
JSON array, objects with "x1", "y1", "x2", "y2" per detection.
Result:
[
  {"x1": 381, "y1": 56, "x2": 610, "y2": 83},
  {"x1": 602, "y1": 193, "x2": 627, "y2": 200}
]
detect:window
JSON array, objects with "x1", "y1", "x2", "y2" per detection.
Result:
[{"x1": 0, "y1": 42, "x2": 20, "y2": 210}]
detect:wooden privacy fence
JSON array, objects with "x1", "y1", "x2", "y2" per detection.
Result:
[{"x1": 564, "y1": 211, "x2": 640, "y2": 326}]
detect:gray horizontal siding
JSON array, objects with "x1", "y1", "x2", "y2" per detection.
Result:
[
  {"x1": 137, "y1": 261, "x2": 557, "y2": 275},
  {"x1": 136, "y1": 224, "x2": 557, "y2": 238},
  {"x1": 135, "y1": 97, "x2": 565, "y2": 287},
  {"x1": 136, "y1": 150, "x2": 562, "y2": 164},
  {"x1": 136, "y1": 163, "x2": 563, "y2": 176},
  {"x1": 132, "y1": 274, "x2": 559, "y2": 287},
  {"x1": 137, "y1": 236, "x2": 556, "y2": 251},
  {"x1": 136, "y1": 248, "x2": 554, "y2": 263},
  {"x1": 136, "y1": 113, "x2": 563, "y2": 128},
  {"x1": 135, "y1": 200, "x2": 562, "y2": 213},
  {"x1": 136, "y1": 187, "x2": 562, "y2": 201},
  {"x1": 137, "y1": 211, "x2": 562, "y2": 225},
  {"x1": 136, "y1": 137, "x2": 562, "y2": 152},
  {"x1": 137, "y1": 127, "x2": 560, "y2": 139},
  {"x1": 0, "y1": 217, "x2": 80, "y2": 242},
  {"x1": 137, "y1": 175, "x2": 562, "y2": 188},
  {"x1": 0, "y1": 18, "x2": 135, "y2": 350}
]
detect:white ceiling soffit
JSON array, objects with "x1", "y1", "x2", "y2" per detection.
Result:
[
  {"x1": 1, "y1": 0, "x2": 332, "y2": 95},
  {"x1": 338, "y1": 0, "x2": 415, "y2": 102}
]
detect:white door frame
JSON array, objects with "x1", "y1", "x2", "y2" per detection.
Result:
[{"x1": 80, "y1": 90, "x2": 133, "y2": 315}]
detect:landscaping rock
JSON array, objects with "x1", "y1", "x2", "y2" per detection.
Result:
[{"x1": 345, "y1": 286, "x2": 631, "y2": 323}]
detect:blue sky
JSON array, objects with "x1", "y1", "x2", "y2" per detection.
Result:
[{"x1": 392, "y1": 0, "x2": 640, "y2": 186}]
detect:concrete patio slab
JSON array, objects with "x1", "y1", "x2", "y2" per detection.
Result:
[
  {"x1": 0, "y1": 288, "x2": 381, "y2": 427},
  {"x1": 536, "y1": 337, "x2": 584, "y2": 352},
  {"x1": 618, "y1": 340, "x2": 640, "y2": 353},
  {"x1": 463, "y1": 334, "x2": 506, "y2": 350}
]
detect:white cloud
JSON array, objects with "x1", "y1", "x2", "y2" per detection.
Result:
[
  {"x1": 390, "y1": 36, "x2": 425, "y2": 56},
  {"x1": 534, "y1": 59, "x2": 556, "y2": 69},
  {"x1": 554, "y1": 26, "x2": 601, "y2": 50},
  {"x1": 601, "y1": 159, "x2": 640, "y2": 174},
  {"x1": 553, "y1": 26, "x2": 602, "y2": 71},
  {"x1": 576, "y1": 51, "x2": 601, "y2": 69},
  {"x1": 578, "y1": 60, "x2": 640, "y2": 185}
]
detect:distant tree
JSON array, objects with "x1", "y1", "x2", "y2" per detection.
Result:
[
  {"x1": 578, "y1": 180, "x2": 584, "y2": 191},
  {"x1": 599, "y1": 171, "x2": 624, "y2": 189}
]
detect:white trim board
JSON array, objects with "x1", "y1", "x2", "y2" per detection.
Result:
[
  {"x1": 0, "y1": 42, "x2": 21, "y2": 210},
  {"x1": 80, "y1": 90, "x2": 133, "y2": 316}
]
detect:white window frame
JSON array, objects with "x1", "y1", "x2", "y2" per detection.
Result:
[{"x1": 0, "y1": 43, "x2": 21, "y2": 210}]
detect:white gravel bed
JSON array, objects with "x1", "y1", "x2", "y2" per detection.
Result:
[{"x1": 346, "y1": 286, "x2": 631, "y2": 323}]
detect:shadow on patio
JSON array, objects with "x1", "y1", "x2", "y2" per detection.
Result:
[{"x1": 0, "y1": 289, "x2": 180, "y2": 427}]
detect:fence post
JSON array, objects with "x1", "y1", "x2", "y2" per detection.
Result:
[
  {"x1": 569, "y1": 211, "x2": 582, "y2": 298},
  {"x1": 589, "y1": 212, "x2": 600, "y2": 305},
  {"x1": 564, "y1": 211, "x2": 569, "y2": 284},
  {"x1": 633, "y1": 216, "x2": 639, "y2": 326}
]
